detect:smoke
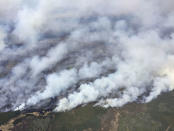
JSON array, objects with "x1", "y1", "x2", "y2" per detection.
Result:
[
  {"x1": 0, "y1": 27, "x2": 6, "y2": 51},
  {"x1": 30, "y1": 43, "x2": 68, "y2": 76},
  {"x1": 0, "y1": 0, "x2": 174, "y2": 112}
]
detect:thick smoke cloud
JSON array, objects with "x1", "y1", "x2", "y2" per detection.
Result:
[
  {"x1": 0, "y1": 27, "x2": 6, "y2": 51},
  {"x1": 0, "y1": 0, "x2": 174, "y2": 112}
]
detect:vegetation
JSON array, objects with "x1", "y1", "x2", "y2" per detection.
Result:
[{"x1": 0, "y1": 91, "x2": 174, "y2": 131}]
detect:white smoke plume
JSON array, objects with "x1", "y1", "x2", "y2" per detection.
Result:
[
  {"x1": 0, "y1": 27, "x2": 7, "y2": 51},
  {"x1": 0, "y1": 0, "x2": 174, "y2": 112}
]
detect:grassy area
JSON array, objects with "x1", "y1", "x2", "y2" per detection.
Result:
[
  {"x1": 118, "y1": 91, "x2": 174, "y2": 131},
  {"x1": 11, "y1": 105, "x2": 107, "y2": 131},
  {"x1": 0, "y1": 111, "x2": 20, "y2": 125},
  {"x1": 47, "y1": 105, "x2": 106, "y2": 131},
  {"x1": 1, "y1": 91, "x2": 174, "y2": 131},
  {"x1": 118, "y1": 109, "x2": 163, "y2": 131}
]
